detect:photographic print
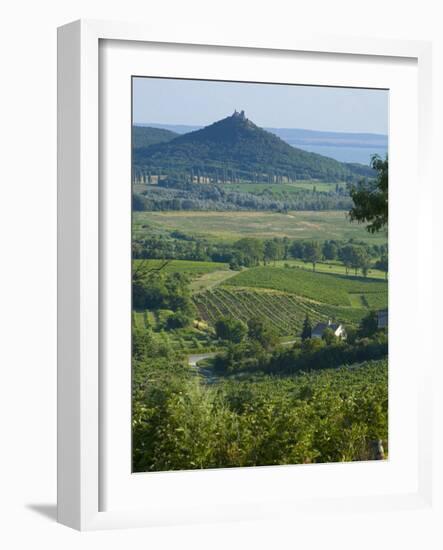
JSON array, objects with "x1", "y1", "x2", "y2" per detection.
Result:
[{"x1": 131, "y1": 77, "x2": 388, "y2": 472}]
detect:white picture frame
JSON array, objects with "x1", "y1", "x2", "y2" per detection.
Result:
[{"x1": 57, "y1": 19, "x2": 434, "y2": 531}]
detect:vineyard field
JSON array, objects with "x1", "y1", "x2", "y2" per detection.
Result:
[
  {"x1": 193, "y1": 287, "x2": 367, "y2": 336},
  {"x1": 225, "y1": 266, "x2": 387, "y2": 307}
]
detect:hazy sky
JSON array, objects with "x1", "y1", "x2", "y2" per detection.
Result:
[{"x1": 133, "y1": 77, "x2": 389, "y2": 135}]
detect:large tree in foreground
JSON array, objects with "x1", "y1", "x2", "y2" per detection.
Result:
[{"x1": 349, "y1": 155, "x2": 388, "y2": 234}]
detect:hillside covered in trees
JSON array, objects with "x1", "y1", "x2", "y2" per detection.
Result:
[
  {"x1": 133, "y1": 111, "x2": 375, "y2": 184},
  {"x1": 132, "y1": 125, "x2": 179, "y2": 148}
]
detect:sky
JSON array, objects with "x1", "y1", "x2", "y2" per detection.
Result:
[{"x1": 133, "y1": 77, "x2": 389, "y2": 135}]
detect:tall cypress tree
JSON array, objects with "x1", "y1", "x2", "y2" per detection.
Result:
[{"x1": 301, "y1": 315, "x2": 312, "y2": 341}]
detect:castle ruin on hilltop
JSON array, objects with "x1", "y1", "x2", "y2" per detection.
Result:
[{"x1": 232, "y1": 109, "x2": 246, "y2": 120}]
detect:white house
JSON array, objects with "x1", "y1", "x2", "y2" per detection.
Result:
[{"x1": 311, "y1": 320, "x2": 346, "y2": 340}]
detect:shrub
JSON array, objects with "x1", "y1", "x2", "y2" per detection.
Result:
[{"x1": 214, "y1": 317, "x2": 247, "y2": 343}]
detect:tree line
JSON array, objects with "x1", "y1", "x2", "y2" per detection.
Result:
[
  {"x1": 133, "y1": 179, "x2": 353, "y2": 213},
  {"x1": 133, "y1": 233, "x2": 388, "y2": 277}
]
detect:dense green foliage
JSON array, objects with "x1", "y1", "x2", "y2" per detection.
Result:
[
  {"x1": 133, "y1": 113, "x2": 374, "y2": 184},
  {"x1": 132, "y1": 264, "x2": 195, "y2": 324},
  {"x1": 213, "y1": 331, "x2": 387, "y2": 376},
  {"x1": 247, "y1": 317, "x2": 279, "y2": 349},
  {"x1": 132, "y1": 230, "x2": 387, "y2": 276},
  {"x1": 214, "y1": 317, "x2": 248, "y2": 343},
  {"x1": 349, "y1": 155, "x2": 388, "y2": 233},
  {"x1": 132, "y1": 125, "x2": 179, "y2": 148},
  {"x1": 133, "y1": 351, "x2": 388, "y2": 471},
  {"x1": 133, "y1": 179, "x2": 353, "y2": 212}
]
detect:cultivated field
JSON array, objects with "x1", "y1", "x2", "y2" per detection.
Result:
[
  {"x1": 133, "y1": 210, "x2": 388, "y2": 244},
  {"x1": 193, "y1": 287, "x2": 367, "y2": 337},
  {"x1": 224, "y1": 266, "x2": 388, "y2": 308},
  {"x1": 132, "y1": 254, "x2": 387, "y2": 340}
]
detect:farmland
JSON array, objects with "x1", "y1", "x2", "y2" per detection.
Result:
[
  {"x1": 132, "y1": 254, "x2": 385, "y2": 343},
  {"x1": 224, "y1": 266, "x2": 387, "y2": 308},
  {"x1": 133, "y1": 210, "x2": 388, "y2": 244},
  {"x1": 132, "y1": 225, "x2": 387, "y2": 344},
  {"x1": 193, "y1": 287, "x2": 367, "y2": 337}
]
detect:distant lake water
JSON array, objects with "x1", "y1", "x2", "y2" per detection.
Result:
[{"x1": 294, "y1": 145, "x2": 388, "y2": 165}]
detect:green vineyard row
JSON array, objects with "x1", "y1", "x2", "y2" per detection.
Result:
[{"x1": 193, "y1": 287, "x2": 368, "y2": 337}]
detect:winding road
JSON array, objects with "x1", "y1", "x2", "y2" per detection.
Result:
[
  {"x1": 188, "y1": 352, "x2": 217, "y2": 368},
  {"x1": 188, "y1": 352, "x2": 218, "y2": 383}
]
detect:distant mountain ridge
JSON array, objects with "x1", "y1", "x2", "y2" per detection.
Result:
[{"x1": 133, "y1": 111, "x2": 376, "y2": 183}]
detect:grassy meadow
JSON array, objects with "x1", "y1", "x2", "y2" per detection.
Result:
[{"x1": 133, "y1": 210, "x2": 388, "y2": 244}]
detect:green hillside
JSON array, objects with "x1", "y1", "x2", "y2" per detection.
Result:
[
  {"x1": 132, "y1": 125, "x2": 179, "y2": 148},
  {"x1": 133, "y1": 111, "x2": 374, "y2": 183},
  {"x1": 225, "y1": 266, "x2": 387, "y2": 307}
]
